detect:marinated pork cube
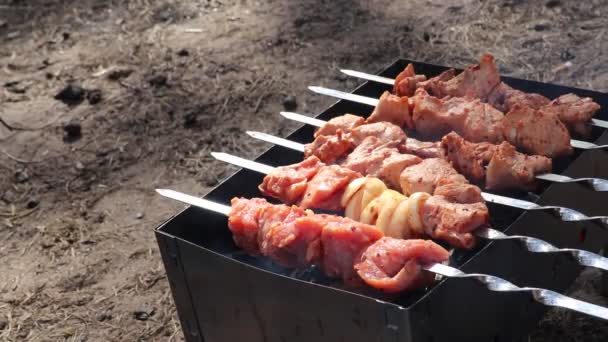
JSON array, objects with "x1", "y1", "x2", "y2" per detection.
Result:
[
  {"x1": 486, "y1": 142, "x2": 552, "y2": 190},
  {"x1": 368, "y1": 91, "x2": 414, "y2": 129},
  {"x1": 501, "y1": 104, "x2": 572, "y2": 158},
  {"x1": 355, "y1": 237, "x2": 449, "y2": 293},
  {"x1": 314, "y1": 114, "x2": 365, "y2": 138},
  {"x1": 399, "y1": 158, "x2": 468, "y2": 195}
]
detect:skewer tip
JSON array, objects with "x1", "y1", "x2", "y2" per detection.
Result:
[
  {"x1": 155, "y1": 188, "x2": 172, "y2": 196},
  {"x1": 246, "y1": 131, "x2": 261, "y2": 138},
  {"x1": 210, "y1": 151, "x2": 226, "y2": 159}
]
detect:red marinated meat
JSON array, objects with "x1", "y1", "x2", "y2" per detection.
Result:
[
  {"x1": 393, "y1": 63, "x2": 427, "y2": 97},
  {"x1": 314, "y1": 114, "x2": 365, "y2": 138},
  {"x1": 299, "y1": 165, "x2": 361, "y2": 211},
  {"x1": 402, "y1": 138, "x2": 446, "y2": 159},
  {"x1": 421, "y1": 195, "x2": 489, "y2": 249},
  {"x1": 355, "y1": 237, "x2": 449, "y2": 293},
  {"x1": 263, "y1": 210, "x2": 324, "y2": 268},
  {"x1": 342, "y1": 136, "x2": 422, "y2": 189},
  {"x1": 412, "y1": 88, "x2": 504, "y2": 143},
  {"x1": 487, "y1": 82, "x2": 550, "y2": 112},
  {"x1": 486, "y1": 142, "x2": 552, "y2": 190},
  {"x1": 501, "y1": 104, "x2": 572, "y2": 158},
  {"x1": 320, "y1": 214, "x2": 384, "y2": 285},
  {"x1": 539, "y1": 93, "x2": 600, "y2": 136},
  {"x1": 399, "y1": 158, "x2": 468, "y2": 195},
  {"x1": 259, "y1": 156, "x2": 324, "y2": 204},
  {"x1": 304, "y1": 130, "x2": 354, "y2": 164},
  {"x1": 228, "y1": 197, "x2": 272, "y2": 254},
  {"x1": 228, "y1": 198, "x2": 450, "y2": 292},
  {"x1": 349, "y1": 121, "x2": 407, "y2": 146},
  {"x1": 441, "y1": 132, "x2": 496, "y2": 183},
  {"x1": 367, "y1": 91, "x2": 414, "y2": 129}
]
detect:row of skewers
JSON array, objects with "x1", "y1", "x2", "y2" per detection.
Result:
[{"x1": 158, "y1": 53, "x2": 608, "y2": 320}]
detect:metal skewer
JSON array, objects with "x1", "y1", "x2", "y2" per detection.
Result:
[
  {"x1": 308, "y1": 86, "x2": 608, "y2": 150},
  {"x1": 339, "y1": 70, "x2": 608, "y2": 130},
  {"x1": 156, "y1": 188, "x2": 608, "y2": 320},
  {"x1": 245, "y1": 131, "x2": 608, "y2": 224},
  {"x1": 210, "y1": 151, "x2": 608, "y2": 272}
]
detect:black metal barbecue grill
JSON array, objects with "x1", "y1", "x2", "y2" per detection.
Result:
[{"x1": 155, "y1": 59, "x2": 608, "y2": 342}]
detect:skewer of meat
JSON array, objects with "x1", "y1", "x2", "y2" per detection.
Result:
[
  {"x1": 210, "y1": 151, "x2": 608, "y2": 273},
  {"x1": 277, "y1": 113, "x2": 553, "y2": 191},
  {"x1": 155, "y1": 188, "x2": 608, "y2": 321},
  {"x1": 269, "y1": 112, "x2": 608, "y2": 192},
  {"x1": 309, "y1": 86, "x2": 608, "y2": 157},
  {"x1": 341, "y1": 53, "x2": 606, "y2": 133},
  {"x1": 240, "y1": 131, "x2": 608, "y2": 224}
]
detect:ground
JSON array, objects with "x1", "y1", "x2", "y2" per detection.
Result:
[{"x1": 0, "y1": 0, "x2": 607, "y2": 341}]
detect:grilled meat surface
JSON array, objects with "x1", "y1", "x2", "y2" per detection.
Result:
[
  {"x1": 501, "y1": 104, "x2": 572, "y2": 157},
  {"x1": 486, "y1": 142, "x2": 552, "y2": 190},
  {"x1": 393, "y1": 54, "x2": 600, "y2": 138},
  {"x1": 305, "y1": 114, "x2": 552, "y2": 190},
  {"x1": 258, "y1": 156, "x2": 489, "y2": 248},
  {"x1": 412, "y1": 88, "x2": 505, "y2": 143},
  {"x1": 368, "y1": 91, "x2": 414, "y2": 129},
  {"x1": 355, "y1": 237, "x2": 449, "y2": 293},
  {"x1": 228, "y1": 197, "x2": 449, "y2": 292}
]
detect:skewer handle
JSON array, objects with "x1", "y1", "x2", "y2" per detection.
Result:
[
  {"x1": 535, "y1": 173, "x2": 608, "y2": 191},
  {"x1": 481, "y1": 193, "x2": 608, "y2": 225},
  {"x1": 477, "y1": 228, "x2": 608, "y2": 271},
  {"x1": 424, "y1": 263, "x2": 608, "y2": 320}
]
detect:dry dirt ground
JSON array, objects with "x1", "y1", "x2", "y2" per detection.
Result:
[{"x1": 0, "y1": 0, "x2": 607, "y2": 341}]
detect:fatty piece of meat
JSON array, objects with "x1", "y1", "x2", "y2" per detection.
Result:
[
  {"x1": 417, "y1": 68, "x2": 456, "y2": 97},
  {"x1": 342, "y1": 137, "x2": 395, "y2": 177},
  {"x1": 486, "y1": 142, "x2": 552, "y2": 191},
  {"x1": 349, "y1": 121, "x2": 407, "y2": 146},
  {"x1": 399, "y1": 158, "x2": 468, "y2": 195},
  {"x1": 501, "y1": 104, "x2": 572, "y2": 158},
  {"x1": 228, "y1": 197, "x2": 271, "y2": 254},
  {"x1": 540, "y1": 93, "x2": 600, "y2": 136},
  {"x1": 263, "y1": 213, "x2": 325, "y2": 268},
  {"x1": 412, "y1": 89, "x2": 461, "y2": 139},
  {"x1": 259, "y1": 156, "x2": 324, "y2": 204},
  {"x1": 314, "y1": 114, "x2": 365, "y2": 138},
  {"x1": 421, "y1": 195, "x2": 489, "y2": 249},
  {"x1": 487, "y1": 82, "x2": 550, "y2": 112},
  {"x1": 441, "y1": 53, "x2": 501, "y2": 101},
  {"x1": 441, "y1": 132, "x2": 497, "y2": 183},
  {"x1": 368, "y1": 91, "x2": 414, "y2": 129},
  {"x1": 354, "y1": 237, "x2": 449, "y2": 293},
  {"x1": 258, "y1": 202, "x2": 316, "y2": 268},
  {"x1": 299, "y1": 165, "x2": 361, "y2": 211},
  {"x1": 393, "y1": 63, "x2": 427, "y2": 97},
  {"x1": 461, "y1": 100, "x2": 505, "y2": 143},
  {"x1": 433, "y1": 181, "x2": 484, "y2": 204},
  {"x1": 305, "y1": 121, "x2": 407, "y2": 164},
  {"x1": 304, "y1": 130, "x2": 354, "y2": 163},
  {"x1": 402, "y1": 138, "x2": 446, "y2": 159},
  {"x1": 412, "y1": 88, "x2": 504, "y2": 143},
  {"x1": 320, "y1": 214, "x2": 383, "y2": 285},
  {"x1": 377, "y1": 153, "x2": 423, "y2": 190},
  {"x1": 342, "y1": 136, "x2": 423, "y2": 189}
]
